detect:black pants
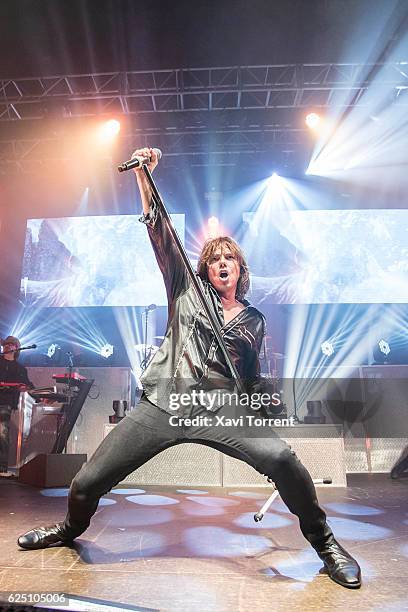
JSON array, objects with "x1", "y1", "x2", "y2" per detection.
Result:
[
  {"x1": 63, "y1": 396, "x2": 331, "y2": 546},
  {"x1": 0, "y1": 404, "x2": 12, "y2": 472}
]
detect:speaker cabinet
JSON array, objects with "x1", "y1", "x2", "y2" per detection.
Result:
[{"x1": 18, "y1": 453, "x2": 87, "y2": 487}]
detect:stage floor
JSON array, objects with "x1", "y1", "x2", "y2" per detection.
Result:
[{"x1": 1, "y1": 474, "x2": 407, "y2": 611}]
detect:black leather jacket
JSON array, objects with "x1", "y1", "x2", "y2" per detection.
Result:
[{"x1": 140, "y1": 198, "x2": 266, "y2": 414}]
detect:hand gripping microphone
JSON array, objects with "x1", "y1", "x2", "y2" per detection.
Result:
[{"x1": 117, "y1": 148, "x2": 162, "y2": 173}]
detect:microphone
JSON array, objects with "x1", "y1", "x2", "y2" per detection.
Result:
[
  {"x1": 1, "y1": 344, "x2": 37, "y2": 355},
  {"x1": 18, "y1": 344, "x2": 37, "y2": 351},
  {"x1": 117, "y1": 148, "x2": 162, "y2": 173}
]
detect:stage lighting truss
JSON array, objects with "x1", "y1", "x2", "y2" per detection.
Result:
[
  {"x1": 1, "y1": 62, "x2": 407, "y2": 170},
  {"x1": 2, "y1": 63, "x2": 408, "y2": 121}
]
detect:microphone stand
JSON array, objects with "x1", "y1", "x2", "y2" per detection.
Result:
[
  {"x1": 144, "y1": 307, "x2": 149, "y2": 370},
  {"x1": 141, "y1": 164, "x2": 245, "y2": 395},
  {"x1": 140, "y1": 306, "x2": 151, "y2": 372},
  {"x1": 64, "y1": 352, "x2": 75, "y2": 454}
]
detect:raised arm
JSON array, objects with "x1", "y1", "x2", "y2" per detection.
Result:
[
  {"x1": 133, "y1": 147, "x2": 158, "y2": 217},
  {"x1": 132, "y1": 147, "x2": 189, "y2": 305}
]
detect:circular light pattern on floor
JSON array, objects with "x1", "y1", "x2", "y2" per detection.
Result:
[
  {"x1": 126, "y1": 494, "x2": 179, "y2": 506},
  {"x1": 111, "y1": 488, "x2": 145, "y2": 495},
  {"x1": 287, "y1": 582, "x2": 308, "y2": 591},
  {"x1": 182, "y1": 503, "x2": 225, "y2": 517},
  {"x1": 265, "y1": 499, "x2": 291, "y2": 514},
  {"x1": 97, "y1": 498, "x2": 117, "y2": 506},
  {"x1": 228, "y1": 491, "x2": 267, "y2": 500},
  {"x1": 131, "y1": 531, "x2": 167, "y2": 556},
  {"x1": 327, "y1": 516, "x2": 392, "y2": 540},
  {"x1": 399, "y1": 543, "x2": 408, "y2": 557},
  {"x1": 270, "y1": 547, "x2": 377, "y2": 581},
  {"x1": 324, "y1": 502, "x2": 383, "y2": 516},
  {"x1": 114, "y1": 508, "x2": 175, "y2": 526},
  {"x1": 40, "y1": 488, "x2": 69, "y2": 497},
  {"x1": 372, "y1": 602, "x2": 408, "y2": 612},
  {"x1": 232, "y1": 511, "x2": 292, "y2": 529},
  {"x1": 184, "y1": 526, "x2": 271, "y2": 557},
  {"x1": 269, "y1": 548, "x2": 323, "y2": 582},
  {"x1": 176, "y1": 489, "x2": 208, "y2": 495},
  {"x1": 82, "y1": 530, "x2": 167, "y2": 561},
  {"x1": 185, "y1": 496, "x2": 240, "y2": 507}
]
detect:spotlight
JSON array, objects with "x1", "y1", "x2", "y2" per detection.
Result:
[
  {"x1": 378, "y1": 339, "x2": 391, "y2": 356},
  {"x1": 305, "y1": 112, "x2": 321, "y2": 130},
  {"x1": 207, "y1": 216, "x2": 220, "y2": 238},
  {"x1": 267, "y1": 172, "x2": 281, "y2": 187},
  {"x1": 47, "y1": 343, "x2": 59, "y2": 359},
  {"x1": 321, "y1": 341, "x2": 334, "y2": 357},
  {"x1": 100, "y1": 343, "x2": 114, "y2": 359},
  {"x1": 99, "y1": 119, "x2": 121, "y2": 141}
]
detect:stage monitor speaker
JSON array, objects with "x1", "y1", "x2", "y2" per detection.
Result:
[{"x1": 18, "y1": 453, "x2": 87, "y2": 487}]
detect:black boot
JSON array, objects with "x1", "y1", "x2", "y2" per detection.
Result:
[
  {"x1": 17, "y1": 522, "x2": 75, "y2": 550},
  {"x1": 390, "y1": 454, "x2": 408, "y2": 479},
  {"x1": 313, "y1": 535, "x2": 361, "y2": 589}
]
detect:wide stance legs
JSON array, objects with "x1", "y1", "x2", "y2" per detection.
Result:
[{"x1": 18, "y1": 399, "x2": 361, "y2": 588}]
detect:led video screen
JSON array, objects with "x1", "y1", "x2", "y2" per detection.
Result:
[
  {"x1": 21, "y1": 214, "x2": 185, "y2": 307},
  {"x1": 245, "y1": 209, "x2": 408, "y2": 304},
  {"x1": 21, "y1": 210, "x2": 408, "y2": 307}
]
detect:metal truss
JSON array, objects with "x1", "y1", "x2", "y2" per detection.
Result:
[
  {"x1": 1, "y1": 63, "x2": 408, "y2": 121},
  {"x1": 0, "y1": 126, "x2": 308, "y2": 173},
  {"x1": 1, "y1": 62, "x2": 407, "y2": 171}
]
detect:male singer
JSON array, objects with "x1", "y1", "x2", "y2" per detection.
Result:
[{"x1": 18, "y1": 149, "x2": 361, "y2": 589}]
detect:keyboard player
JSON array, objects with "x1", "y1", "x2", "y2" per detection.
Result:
[{"x1": 0, "y1": 336, "x2": 33, "y2": 476}]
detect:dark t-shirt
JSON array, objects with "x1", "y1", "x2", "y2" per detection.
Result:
[{"x1": 0, "y1": 359, "x2": 33, "y2": 409}]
